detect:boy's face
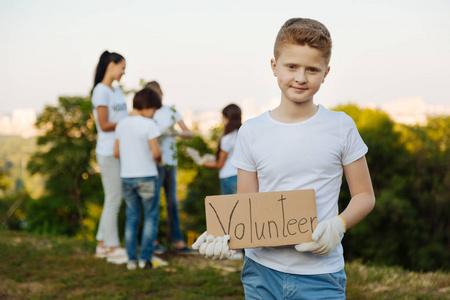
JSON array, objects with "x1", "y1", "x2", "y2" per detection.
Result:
[
  {"x1": 141, "y1": 107, "x2": 157, "y2": 119},
  {"x1": 271, "y1": 44, "x2": 330, "y2": 106}
]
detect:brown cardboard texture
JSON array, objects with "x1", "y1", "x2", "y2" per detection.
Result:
[{"x1": 205, "y1": 189, "x2": 317, "y2": 250}]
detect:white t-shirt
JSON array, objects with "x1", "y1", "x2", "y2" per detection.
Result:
[
  {"x1": 219, "y1": 130, "x2": 238, "y2": 179},
  {"x1": 92, "y1": 83, "x2": 129, "y2": 156},
  {"x1": 231, "y1": 104, "x2": 368, "y2": 275},
  {"x1": 115, "y1": 115, "x2": 161, "y2": 178},
  {"x1": 153, "y1": 105, "x2": 183, "y2": 166}
]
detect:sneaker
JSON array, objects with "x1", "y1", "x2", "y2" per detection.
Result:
[
  {"x1": 152, "y1": 256, "x2": 168, "y2": 267},
  {"x1": 138, "y1": 259, "x2": 153, "y2": 269},
  {"x1": 127, "y1": 261, "x2": 137, "y2": 270},
  {"x1": 106, "y1": 247, "x2": 128, "y2": 264},
  {"x1": 154, "y1": 244, "x2": 166, "y2": 254},
  {"x1": 95, "y1": 245, "x2": 111, "y2": 258}
]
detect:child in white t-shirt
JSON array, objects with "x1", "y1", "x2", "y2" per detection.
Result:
[
  {"x1": 114, "y1": 88, "x2": 162, "y2": 270},
  {"x1": 193, "y1": 18, "x2": 375, "y2": 299},
  {"x1": 198, "y1": 104, "x2": 242, "y2": 195}
]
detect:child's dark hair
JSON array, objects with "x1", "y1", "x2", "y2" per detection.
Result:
[
  {"x1": 92, "y1": 51, "x2": 125, "y2": 94},
  {"x1": 216, "y1": 104, "x2": 242, "y2": 159},
  {"x1": 133, "y1": 88, "x2": 162, "y2": 110},
  {"x1": 274, "y1": 18, "x2": 332, "y2": 64}
]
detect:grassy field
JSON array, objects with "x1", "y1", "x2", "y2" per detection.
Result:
[{"x1": 0, "y1": 229, "x2": 448, "y2": 299}]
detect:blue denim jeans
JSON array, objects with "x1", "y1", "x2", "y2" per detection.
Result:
[
  {"x1": 122, "y1": 176, "x2": 160, "y2": 261},
  {"x1": 241, "y1": 257, "x2": 346, "y2": 300},
  {"x1": 157, "y1": 165, "x2": 183, "y2": 243},
  {"x1": 220, "y1": 175, "x2": 237, "y2": 195}
]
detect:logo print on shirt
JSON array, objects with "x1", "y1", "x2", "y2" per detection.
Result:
[{"x1": 112, "y1": 103, "x2": 127, "y2": 112}]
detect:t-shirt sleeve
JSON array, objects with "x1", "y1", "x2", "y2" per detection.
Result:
[
  {"x1": 173, "y1": 108, "x2": 183, "y2": 123},
  {"x1": 147, "y1": 120, "x2": 161, "y2": 140},
  {"x1": 92, "y1": 85, "x2": 110, "y2": 108},
  {"x1": 230, "y1": 124, "x2": 256, "y2": 172},
  {"x1": 341, "y1": 114, "x2": 368, "y2": 165},
  {"x1": 220, "y1": 132, "x2": 235, "y2": 153}
]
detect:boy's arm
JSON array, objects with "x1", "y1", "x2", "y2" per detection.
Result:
[
  {"x1": 340, "y1": 155, "x2": 375, "y2": 229},
  {"x1": 296, "y1": 155, "x2": 375, "y2": 256},
  {"x1": 113, "y1": 139, "x2": 120, "y2": 158},
  {"x1": 237, "y1": 168, "x2": 259, "y2": 194},
  {"x1": 149, "y1": 138, "x2": 162, "y2": 164},
  {"x1": 176, "y1": 120, "x2": 193, "y2": 138}
]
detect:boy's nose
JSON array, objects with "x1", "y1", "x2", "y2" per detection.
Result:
[{"x1": 295, "y1": 72, "x2": 307, "y2": 84}]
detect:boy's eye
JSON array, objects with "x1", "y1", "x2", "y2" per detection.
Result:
[
  {"x1": 307, "y1": 67, "x2": 318, "y2": 72},
  {"x1": 287, "y1": 65, "x2": 297, "y2": 70}
]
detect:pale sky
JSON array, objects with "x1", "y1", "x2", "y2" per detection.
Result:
[{"x1": 1, "y1": 0, "x2": 449, "y2": 115}]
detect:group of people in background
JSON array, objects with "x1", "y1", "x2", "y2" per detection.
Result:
[{"x1": 91, "y1": 50, "x2": 241, "y2": 270}]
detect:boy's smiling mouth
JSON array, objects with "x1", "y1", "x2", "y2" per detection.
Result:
[{"x1": 291, "y1": 86, "x2": 308, "y2": 92}]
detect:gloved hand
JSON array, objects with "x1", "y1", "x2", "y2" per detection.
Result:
[
  {"x1": 186, "y1": 147, "x2": 204, "y2": 165},
  {"x1": 192, "y1": 231, "x2": 236, "y2": 260},
  {"x1": 201, "y1": 154, "x2": 216, "y2": 163},
  {"x1": 186, "y1": 148, "x2": 216, "y2": 166},
  {"x1": 295, "y1": 216, "x2": 346, "y2": 256}
]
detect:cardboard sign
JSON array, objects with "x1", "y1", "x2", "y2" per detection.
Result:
[{"x1": 205, "y1": 189, "x2": 317, "y2": 250}]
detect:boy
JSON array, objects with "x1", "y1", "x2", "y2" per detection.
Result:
[
  {"x1": 192, "y1": 18, "x2": 375, "y2": 299},
  {"x1": 114, "y1": 88, "x2": 162, "y2": 270}
]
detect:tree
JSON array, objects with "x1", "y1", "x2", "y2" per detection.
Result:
[
  {"x1": 0, "y1": 159, "x2": 10, "y2": 192},
  {"x1": 27, "y1": 96, "x2": 101, "y2": 236},
  {"x1": 334, "y1": 104, "x2": 449, "y2": 271}
]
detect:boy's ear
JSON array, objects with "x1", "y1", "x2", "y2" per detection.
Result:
[
  {"x1": 322, "y1": 66, "x2": 331, "y2": 83},
  {"x1": 270, "y1": 58, "x2": 278, "y2": 77}
]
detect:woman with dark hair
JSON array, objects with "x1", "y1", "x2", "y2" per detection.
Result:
[
  {"x1": 91, "y1": 51, "x2": 128, "y2": 263},
  {"x1": 201, "y1": 104, "x2": 242, "y2": 195}
]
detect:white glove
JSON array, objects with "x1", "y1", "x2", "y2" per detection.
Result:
[
  {"x1": 295, "y1": 216, "x2": 346, "y2": 256},
  {"x1": 191, "y1": 231, "x2": 236, "y2": 260},
  {"x1": 201, "y1": 154, "x2": 216, "y2": 163},
  {"x1": 186, "y1": 147, "x2": 203, "y2": 165},
  {"x1": 186, "y1": 147, "x2": 216, "y2": 166}
]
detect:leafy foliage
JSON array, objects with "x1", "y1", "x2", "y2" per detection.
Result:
[
  {"x1": 335, "y1": 105, "x2": 449, "y2": 271},
  {"x1": 26, "y1": 96, "x2": 102, "y2": 236},
  {"x1": 177, "y1": 135, "x2": 220, "y2": 233},
  {"x1": 0, "y1": 158, "x2": 11, "y2": 193}
]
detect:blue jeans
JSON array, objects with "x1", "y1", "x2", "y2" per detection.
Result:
[
  {"x1": 241, "y1": 257, "x2": 346, "y2": 300},
  {"x1": 220, "y1": 175, "x2": 237, "y2": 195},
  {"x1": 122, "y1": 177, "x2": 160, "y2": 261},
  {"x1": 157, "y1": 165, "x2": 183, "y2": 243}
]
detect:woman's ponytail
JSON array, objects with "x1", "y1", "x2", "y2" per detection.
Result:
[{"x1": 91, "y1": 51, "x2": 125, "y2": 94}]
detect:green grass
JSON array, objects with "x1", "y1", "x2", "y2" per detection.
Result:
[{"x1": 0, "y1": 230, "x2": 448, "y2": 299}]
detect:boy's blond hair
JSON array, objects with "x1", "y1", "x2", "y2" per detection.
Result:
[{"x1": 274, "y1": 18, "x2": 332, "y2": 64}]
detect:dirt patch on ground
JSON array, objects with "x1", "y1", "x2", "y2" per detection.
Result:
[
  {"x1": 0, "y1": 278, "x2": 55, "y2": 299},
  {"x1": 158, "y1": 250, "x2": 244, "y2": 274}
]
